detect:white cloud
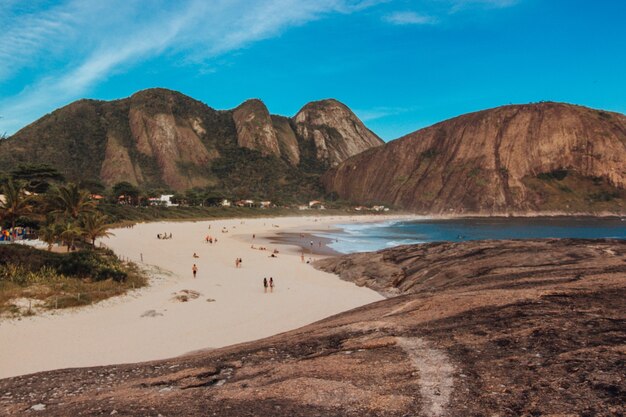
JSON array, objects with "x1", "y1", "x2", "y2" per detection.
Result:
[
  {"x1": 449, "y1": 0, "x2": 520, "y2": 12},
  {"x1": 0, "y1": 0, "x2": 384, "y2": 135},
  {"x1": 354, "y1": 106, "x2": 413, "y2": 121},
  {"x1": 383, "y1": 11, "x2": 438, "y2": 25}
]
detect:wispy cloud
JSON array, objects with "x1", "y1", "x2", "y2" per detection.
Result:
[
  {"x1": 0, "y1": 0, "x2": 384, "y2": 134},
  {"x1": 382, "y1": 0, "x2": 520, "y2": 26},
  {"x1": 354, "y1": 106, "x2": 414, "y2": 122},
  {"x1": 449, "y1": 0, "x2": 520, "y2": 12},
  {"x1": 383, "y1": 11, "x2": 438, "y2": 25}
]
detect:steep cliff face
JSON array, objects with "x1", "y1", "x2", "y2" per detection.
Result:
[
  {"x1": 232, "y1": 99, "x2": 281, "y2": 158},
  {"x1": 323, "y1": 103, "x2": 626, "y2": 214},
  {"x1": 294, "y1": 99, "x2": 384, "y2": 167},
  {"x1": 0, "y1": 89, "x2": 380, "y2": 198},
  {"x1": 271, "y1": 115, "x2": 300, "y2": 166}
]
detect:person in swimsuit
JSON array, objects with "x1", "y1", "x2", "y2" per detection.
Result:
[{"x1": 192, "y1": 264, "x2": 198, "y2": 278}]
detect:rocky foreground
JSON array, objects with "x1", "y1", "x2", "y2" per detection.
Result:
[{"x1": 1, "y1": 239, "x2": 625, "y2": 416}]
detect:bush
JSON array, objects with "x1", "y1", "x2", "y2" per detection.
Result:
[
  {"x1": 0, "y1": 245, "x2": 127, "y2": 282},
  {"x1": 53, "y1": 250, "x2": 127, "y2": 282},
  {"x1": 537, "y1": 169, "x2": 569, "y2": 181}
]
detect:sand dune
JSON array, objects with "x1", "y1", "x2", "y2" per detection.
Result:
[{"x1": 0, "y1": 216, "x2": 391, "y2": 379}]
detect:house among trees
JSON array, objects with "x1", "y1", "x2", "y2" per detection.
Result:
[
  {"x1": 259, "y1": 201, "x2": 272, "y2": 209},
  {"x1": 90, "y1": 194, "x2": 105, "y2": 204},
  {"x1": 309, "y1": 200, "x2": 325, "y2": 209},
  {"x1": 221, "y1": 199, "x2": 231, "y2": 207},
  {"x1": 159, "y1": 195, "x2": 177, "y2": 207},
  {"x1": 235, "y1": 200, "x2": 255, "y2": 208}
]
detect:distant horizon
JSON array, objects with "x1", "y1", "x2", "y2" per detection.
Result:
[{"x1": 2, "y1": 0, "x2": 625, "y2": 140}]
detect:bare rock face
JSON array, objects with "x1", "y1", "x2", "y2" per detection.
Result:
[
  {"x1": 294, "y1": 99, "x2": 384, "y2": 167},
  {"x1": 100, "y1": 133, "x2": 144, "y2": 186},
  {"x1": 232, "y1": 99, "x2": 281, "y2": 158},
  {"x1": 0, "y1": 89, "x2": 381, "y2": 195},
  {"x1": 128, "y1": 108, "x2": 217, "y2": 190},
  {"x1": 323, "y1": 102, "x2": 626, "y2": 214},
  {"x1": 271, "y1": 115, "x2": 300, "y2": 165}
]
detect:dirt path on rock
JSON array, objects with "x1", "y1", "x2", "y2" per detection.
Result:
[{"x1": 396, "y1": 337, "x2": 455, "y2": 417}]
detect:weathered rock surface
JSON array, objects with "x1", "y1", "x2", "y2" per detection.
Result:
[
  {"x1": 1, "y1": 238, "x2": 624, "y2": 416},
  {"x1": 0, "y1": 89, "x2": 380, "y2": 194},
  {"x1": 232, "y1": 99, "x2": 281, "y2": 157},
  {"x1": 323, "y1": 102, "x2": 626, "y2": 214},
  {"x1": 295, "y1": 99, "x2": 384, "y2": 167}
]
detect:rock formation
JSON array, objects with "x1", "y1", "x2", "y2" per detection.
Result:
[
  {"x1": 323, "y1": 102, "x2": 626, "y2": 214},
  {"x1": 294, "y1": 99, "x2": 384, "y2": 167},
  {"x1": 1, "y1": 238, "x2": 624, "y2": 416},
  {"x1": 232, "y1": 99, "x2": 281, "y2": 157},
  {"x1": 0, "y1": 89, "x2": 381, "y2": 196}
]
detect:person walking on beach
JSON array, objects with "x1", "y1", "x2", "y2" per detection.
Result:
[
  {"x1": 192, "y1": 264, "x2": 198, "y2": 278},
  {"x1": 269, "y1": 277, "x2": 274, "y2": 293},
  {"x1": 263, "y1": 277, "x2": 268, "y2": 293}
]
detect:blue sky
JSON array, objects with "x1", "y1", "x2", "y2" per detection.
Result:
[{"x1": 1, "y1": 0, "x2": 625, "y2": 140}]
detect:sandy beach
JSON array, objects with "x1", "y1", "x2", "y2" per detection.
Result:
[{"x1": 0, "y1": 215, "x2": 402, "y2": 379}]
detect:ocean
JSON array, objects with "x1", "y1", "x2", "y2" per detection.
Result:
[{"x1": 317, "y1": 217, "x2": 626, "y2": 254}]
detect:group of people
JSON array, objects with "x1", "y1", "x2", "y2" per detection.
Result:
[
  {"x1": 263, "y1": 277, "x2": 275, "y2": 293},
  {"x1": 235, "y1": 257, "x2": 243, "y2": 268},
  {"x1": 157, "y1": 233, "x2": 173, "y2": 239},
  {"x1": 205, "y1": 235, "x2": 217, "y2": 244}
]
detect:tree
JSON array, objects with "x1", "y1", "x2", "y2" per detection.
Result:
[
  {"x1": 78, "y1": 178, "x2": 106, "y2": 195},
  {"x1": 59, "y1": 222, "x2": 83, "y2": 252},
  {"x1": 0, "y1": 179, "x2": 32, "y2": 230},
  {"x1": 48, "y1": 183, "x2": 96, "y2": 220},
  {"x1": 112, "y1": 181, "x2": 140, "y2": 205},
  {"x1": 80, "y1": 212, "x2": 115, "y2": 247},
  {"x1": 11, "y1": 164, "x2": 65, "y2": 193},
  {"x1": 38, "y1": 223, "x2": 63, "y2": 251}
]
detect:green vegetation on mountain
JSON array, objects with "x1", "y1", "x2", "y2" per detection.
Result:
[{"x1": 0, "y1": 88, "x2": 382, "y2": 203}]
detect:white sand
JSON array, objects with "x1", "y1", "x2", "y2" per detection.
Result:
[{"x1": 0, "y1": 216, "x2": 396, "y2": 379}]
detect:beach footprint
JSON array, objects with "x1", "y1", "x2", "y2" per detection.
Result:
[{"x1": 141, "y1": 309, "x2": 163, "y2": 318}]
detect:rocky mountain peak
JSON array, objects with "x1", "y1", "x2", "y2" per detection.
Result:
[
  {"x1": 293, "y1": 99, "x2": 384, "y2": 167},
  {"x1": 232, "y1": 99, "x2": 281, "y2": 157}
]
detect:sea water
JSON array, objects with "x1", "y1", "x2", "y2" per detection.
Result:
[{"x1": 319, "y1": 217, "x2": 626, "y2": 254}]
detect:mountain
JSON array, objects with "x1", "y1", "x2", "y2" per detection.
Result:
[
  {"x1": 323, "y1": 102, "x2": 626, "y2": 214},
  {"x1": 0, "y1": 89, "x2": 383, "y2": 200},
  {"x1": 1, "y1": 238, "x2": 623, "y2": 415}
]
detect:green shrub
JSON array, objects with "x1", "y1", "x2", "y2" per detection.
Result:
[
  {"x1": 589, "y1": 191, "x2": 619, "y2": 202},
  {"x1": 537, "y1": 169, "x2": 569, "y2": 181},
  {"x1": 0, "y1": 245, "x2": 127, "y2": 282}
]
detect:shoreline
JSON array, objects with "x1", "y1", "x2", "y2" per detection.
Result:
[{"x1": 0, "y1": 215, "x2": 397, "y2": 379}]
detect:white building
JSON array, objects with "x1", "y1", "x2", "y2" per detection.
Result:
[{"x1": 159, "y1": 194, "x2": 177, "y2": 207}]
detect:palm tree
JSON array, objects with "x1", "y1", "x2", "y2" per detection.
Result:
[
  {"x1": 48, "y1": 183, "x2": 96, "y2": 220},
  {"x1": 38, "y1": 223, "x2": 63, "y2": 251},
  {"x1": 0, "y1": 180, "x2": 32, "y2": 232},
  {"x1": 80, "y1": 212, "x2": 115, "y2": 247},
  {"x1": 59, "y1": 222, "x2": 83, "y2": 252}
]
